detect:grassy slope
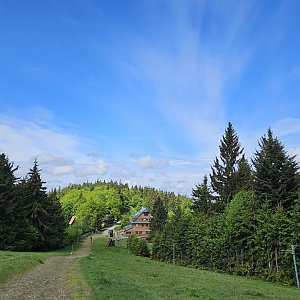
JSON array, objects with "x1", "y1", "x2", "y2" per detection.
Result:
[
  {"x1": 0, "y1": 241, "x2": 83, "y2": 284},
  {"x1": 81, "y1": 238, "x2": 300, "y2": 300}
]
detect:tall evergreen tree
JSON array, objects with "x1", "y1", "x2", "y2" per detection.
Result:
[
  {"x1": 252, "y1": 129, "x2": 299, "y2": 209},
  {"x1": 23, "y1": 159, "x2": 52, "y2": 250},
  {"x1": 45, "y1": 189, "x2": 66, "y2": 249},
  {"x1": 0, "y1": 154, "x2": 20, "y2": 250},
  {"x1": 234, "y1": 155, "x2": 253, "y2": 193},
  {"x1": 150, "y1": 196, "x2": 167, "y2": 238},
  {"x1": 0, "y1": 154, "x2": 36, "y2": 250},
  {"x1": 210, "y1": 122, "x2": 244, "y2": 211},
  {"x1": 192, "y1": 175, "x2": 213, "y2": 214}
]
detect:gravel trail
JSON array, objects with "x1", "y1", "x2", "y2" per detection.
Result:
[{"x1": 0, "y1": 234, "x2": 101, "y2": 300}]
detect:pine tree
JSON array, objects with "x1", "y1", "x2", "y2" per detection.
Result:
[
  {"x1": 23, "y1": 159, "x2": 51, "y2": 250},
  {"x1": 0, "y1": 154, "x2": 36, "y2": 250},
  {"x1": 45, "y1": 189, "x2": 66, "y2": 249},
  {"x1": 0, "y1": 154, "x2": 20, "y2": 250},
  {"x1": 192, "y1": 175, "x2": 213, "y2": 214},
  {"x1": 235, "y1": 155, "x2": 253, "y2": 193},
  {"x1": 252, "y1": 128, "x2": 299, "y2": 209},
  {"x1": 150, "y1": 196, "x2": 167, "y2": 238},
  {"x1": 210, "y1": 122, "x2": 244, "y2": 211}
]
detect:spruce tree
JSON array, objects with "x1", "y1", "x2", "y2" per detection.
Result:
[
  {"x1": 210, "y1": 122, "x2": 244, "y2": 211},
  {"x1": 192, "y1": 175, "x2": 213, "y2": 214},
  {"x1": 0, "y1": 154, "x2": 19, "y2": 250},
  {"x1": 45, "y1": 189, "x2": 66, "y2": 249},
  {"x1": 252, "y1": 129, "x2": 299, "y2": 210},
  {"x1": 23, "y1": 159, "x2": 51, "y2": 250},
  {"x1": 150, "y1": 196, "x2": 167, "y2": 238},
  {"x1": 0, "y1": 154, "x2": 36, "y2": 250},
  {"x1": 235, "y1": 155, "x2": 253, "y2": 193}
]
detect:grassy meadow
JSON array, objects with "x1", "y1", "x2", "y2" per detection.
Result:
[
  {"x1": 0, "y1": 241, "x2": 82, "y2": 284},
  {"x1": 81, "y1": 238, "x2": 300, "y2": 300}
]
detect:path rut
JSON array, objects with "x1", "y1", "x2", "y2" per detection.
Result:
[{"x1": 0, "y1": 234, "x2": 102, "y2": 300}]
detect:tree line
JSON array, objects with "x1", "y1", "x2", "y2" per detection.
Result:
[
  {"x1": 59, "y1": 180, "x2": 192, "y2": 233},
  {"x1": 0, "y1": 155, "x2": 66, "y2": 251},
  {"x1": 151, "y1": 123, "x2": 300, "y2": 285}
]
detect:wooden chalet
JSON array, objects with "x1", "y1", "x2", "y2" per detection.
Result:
[{"x1": 122, "y1": 207, "x2": 152, "y2": 238}]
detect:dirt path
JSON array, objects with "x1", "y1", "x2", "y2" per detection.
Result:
[{"x1": 0, "y1": 233, "x2": 102, "y2": 300}]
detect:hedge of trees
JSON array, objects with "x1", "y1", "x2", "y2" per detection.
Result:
[
  {"x1": 151, "y1": 124, "x2": 300, "y2": 286},
  {"x1": 0, "y1": 155, "x2": 66, "y2": 251}
]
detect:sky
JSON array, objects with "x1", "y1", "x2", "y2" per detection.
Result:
[{"x1": 1, "y1": 0, "x2": 300, "y2": 195}]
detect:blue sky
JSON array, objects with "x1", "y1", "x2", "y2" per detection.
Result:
[{"x1": 1, "y1": 0, "x2": 300, "y2": 195}]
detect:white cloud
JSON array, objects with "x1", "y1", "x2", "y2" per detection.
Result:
[
  {"x1": 51, "y1": 165, "x2": 74, "y2": 176},
  {"x1": 75, "y1": 160, "x2": 108, "y2": 177},
  {"x1": 138, "y1": 156, "x2": 169, "y2": 169},
  {"x1": 35, "y1": 153, "x2": 74, "y2": 166},
  {"x1": 273, "y1": 118, "x2": 300, "y2": 137}
]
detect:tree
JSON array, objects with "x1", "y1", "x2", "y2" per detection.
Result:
[
  {"x1": 150, "y1": 196, "x2": 167, "y2": 237},
  {"x1": 252, "y1": 128, "x2": 299, "y2": 210},
  {"x1": 192, "y1": 175, "x2": 213, "y2": 214},
  {"x1": 210, "y1": 122, "x2": 244, "y2": 211},
  {"x1": 0, "y1": 154, "x2": 36, "y2": 250},
  {"x1": 45, "y1": 189, "x2": 67, "y2": 249},
  {"x1": 234, "y1": 155, "x2": 253, "y2": 193},
  {"x1": 23, "y1": 159, "x2": 52, "y2": 250}
]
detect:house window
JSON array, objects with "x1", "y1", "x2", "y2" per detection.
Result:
[
  {"x1": 139, "y1": 231, "x2": 142, "y2": 234},
  {"x1": 136, "y1": 224, "x2": 138, "y2": 227},
  {"x1": 142, "y1": 224, "x2": 144, "y2": 227},
  {"x1": 135, "y1": 231, "x2": 138, "y2": 234}
]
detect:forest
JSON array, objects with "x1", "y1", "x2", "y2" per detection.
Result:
[
  {"x1": 1, "y1": 122, "x2": 300, "y2": 286},
  {"x1": 151, "y1": 123, "x2": 300, "y2": 286},
  {"x1": 0, "y1": 153, "x2": 191, "y2": 251}
]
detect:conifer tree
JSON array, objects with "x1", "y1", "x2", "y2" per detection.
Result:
[
  {"x1": 0, "y1": 154, "x2": 36, "y2": 250},
  {"x1": 0, "y1": 154, "x2": 20, "y2": 250},
  {"x1": 23, "y1": 159, "x2": 51, "y2": 250},
  {"x1": 252, "y1": 129, "x2": 299, "y2": 209},
  {"x1": 235, "y1": 155, "x2": 253, "y2": 193},
  {"x1": 150, "y1": 196, "x2": 167, "y2": 238},
  {"x1": 192, "y1": 175, "x2": 213, "y2": 214},
  {"x1": 210, "y1": 122, "x2": 244, "y2": 211},
  {"x1": 45, "y1": 189, "x2": 66, "y2": 249}
]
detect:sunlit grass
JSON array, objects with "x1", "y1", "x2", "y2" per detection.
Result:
[
  {"x1": 81, "y1": 238, "x2": 300, "y2": 300},
  {"x1": 0, "y1": 241, "x2": 83, "y2": 284}
]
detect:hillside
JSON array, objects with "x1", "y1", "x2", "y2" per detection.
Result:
[{"x1": 81, "y1": 238, "x2": 300, "y2": 300}]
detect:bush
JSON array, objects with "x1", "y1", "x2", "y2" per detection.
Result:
[
  {"x1": 65, "y1": 223, "x2": 83, "y2": 245},
  {"x1": 128, "y1": 235, "x2": 150, "y2": 257}
]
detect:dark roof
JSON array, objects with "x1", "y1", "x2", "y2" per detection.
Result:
[
  {"x1": 124, "y1": 224, "x2": 132, "y2": 231},
  {"x1": 130, "y1": 207, "x2": 150, "y2": 222}
]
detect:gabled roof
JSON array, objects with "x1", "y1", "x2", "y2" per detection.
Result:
[
  {"x1": 124, "y1": 224, "x2": 132, "y2": 231},
  {"x1": 130, "y1": 207, "x2": 150, "y2": 222}
]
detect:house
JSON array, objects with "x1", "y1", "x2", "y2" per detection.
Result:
[{"x1": 122, "y1": 207, "x2": 152, "y2": 238}]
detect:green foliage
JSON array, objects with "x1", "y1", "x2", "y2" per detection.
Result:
[
  {"x1": 0, "y1": 154, "x2": 37, "y2": 251},
  {"x1": 150, "y1": 196, "x2": 168, "y2": 237},
  {"x1": 60, "y1": 181, "x2": 191, "y2": 233},
  {"x1": 253, "y1": 128, "x2": 299, "y2": 209},
  {"x1": 66, "y1": 223, "x2": 83, "y2": 244},
  {"x1": 210, "y1": 122, "x2": 244, "y2": 211},
  {"x1": 81, "y1": 237, "x2": 300, "y2": 300},
  {"x1": 192, "y1": 175, "x2": 213, "y2": 214},
  {"x1": 0, "y1": 154, "x2": 67, "y2": 251},
  {"x1": 128, "y1": 235, "x2": 150, "y2": 257}
]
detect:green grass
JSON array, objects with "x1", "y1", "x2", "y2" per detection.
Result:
[
  {"x1": 0, "y1": 241, "x2": 83, "y2": 284},
  {"x1": 81, "y1": 238, "x2": 300, "y2": 300}
]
